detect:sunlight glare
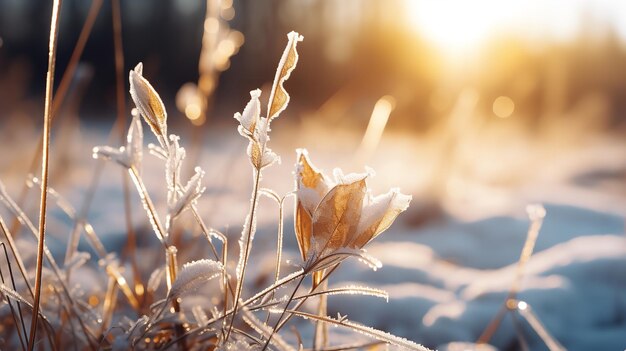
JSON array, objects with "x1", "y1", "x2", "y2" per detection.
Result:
[
  {"x1": 404, "y1": 0, "x2": 509, "y2": 54},
  {"x1": 403, "y1": 0, "x2": 626, "y2": 55}
]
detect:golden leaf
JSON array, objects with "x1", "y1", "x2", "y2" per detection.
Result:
[
  {"x1": 294, "y1": 149, "x2": 331, "y2": 260},
  {"x1": 129, "y1": 63, "x2": 168, "y2": 140},
  {"x1": 298, "y1": 150, "x2": 325, "y2": 189},
  {"x1": 267, "y1": 31, "x2": 303, "y2": 121},
  {"x1": 311, "y1": 178, "x2": 366, "y2": 257},
  {"x1": 295, "y1": 201, "x2": 312, "y2": 261},
  {"x1": 249, "y1": 141, "x2": 262, "y2": 169},
  {"x1": 312, "y1": 270, "x2": 325, "y2": 289}
]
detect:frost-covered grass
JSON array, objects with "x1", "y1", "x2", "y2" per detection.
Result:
[{"x1": 0, "y1": 31, "x2": 433, "y2": 351}]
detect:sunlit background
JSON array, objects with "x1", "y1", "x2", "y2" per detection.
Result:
[{"x1": 0, "y1": 0, "x2": 625, "y2": 350}]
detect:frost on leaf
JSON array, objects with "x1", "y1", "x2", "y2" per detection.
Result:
[
  {"x1": 267, "y1": 31, "x2": 303, "y2": 120},
  {"x1": 165, "y1": 135, "x2": 186, "y2": 210},
  {"x1": 92, "y1": 113, "x2": 144, "y2": 170},
  {"x1": 234, "y1": 89, "x2": 261, "y2": 136},
  {"x1": 169, "y1": 167, "x2": 206, "y2": 218},
  {"x1": 129, "y1": 62, "x2": 168, "y2": 144},
  {"x1": 169, "y1": 259, "x2": 222, "y2": 299},
  {"x1": 293, "y1": 150, "x2": 411, "y2": 272},
  {"x1": 234, "y1": 32, "x2": 303, "y2": 171},
  {"x1": 127, "y1": 113, "x2": 143, "y2": 171}
]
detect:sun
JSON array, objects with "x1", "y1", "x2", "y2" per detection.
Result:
[{"x1": 403, "y1": 0, "x2": 514, "y2": 55}]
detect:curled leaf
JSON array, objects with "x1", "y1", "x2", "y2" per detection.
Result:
[
  {"x1": 235, "y1": 89, "x2": 261, "y2": 135},
  {"x1": 267, "y1": 31, "x2": 303, "y2": 120},
  {"x1": 129, "y1": 62, "x2": 168, "y2": 143}
]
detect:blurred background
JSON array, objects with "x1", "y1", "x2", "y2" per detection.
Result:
[{"x1": 0, "y1": 1, "x2": 625, "y2": 350}]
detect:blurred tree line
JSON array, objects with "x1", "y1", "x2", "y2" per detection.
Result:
[{"x1": 1, "y1": 0, "x2": 625, "y2": 132}]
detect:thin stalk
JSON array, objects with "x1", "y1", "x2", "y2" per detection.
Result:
[
  {"x1": 312, "y1": 280, "x2": 328, "y2": 350},
  {"x1": 2, "y1": 183, "x2": 97, "y2": 347},
  {"x1": 284, "y1": 310, "x2": 430, "y2": 351},
  {"x1": 478, "y1": 206, "x2": 544, "y2": 345},
  {"x1": 101, "y1": 276, "x2": 118, "y2": 332},
  {"x1": 225, "y1": 167, "x2": 262, "y2": 340},
  {"x1": 517, "y1": 302, "x2": 565, "y2": 351},
  {"x1": 27, "y1": 179, "x2": 140, "y2": 310},
  {"x1": 128, "y1": 166, "x2": 169, "y2": 249},
  {"x1": 510, "y1": 310, "x2": 530, "y2": 351},
  {"x1": 268, "y1": 265, "x2": 341, "y2": 340},
  {"x1": 29, "y1": 0, "x2": 62, "y2": 348},
  {"x1": 104, "y1": 265, "x2": 139, "y2": 309},
  {"x1": 304, "y1": 341, "x2": 385, "y2": 351},
  {"x1": 195, "y1": 222, "x2": 232, "y2": 334},
  {"x1": 166, "y1": 246, "x2": 187, "y2": 350},
  {"x1": 0, "y1": 243, "x2": 27, "y2": 350},
  {"x1": 0, "y1": 217, "x2": 34, "y2": 298},
  {"x1": 258, "y1": 189, "x2": 290, "y2": 324},
  {"x1": 260, "y1": 274, "x2": 306, "y2": 350}
]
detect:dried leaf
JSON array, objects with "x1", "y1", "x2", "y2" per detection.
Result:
[
  {"x1": 294, "y1": 149, "x2": 333, "y2": 260},
  {"x1": 249, "y1": 141, "x2": 263, "y2": 169},
  {"x1": 267, "y1": 31, "x2": 303, "y2": 120},
  {"x1": 311, "y1": 177, "x2": 367, "y2": 257},
  {"x1": 295, "y1": 201, "x2": 312, "y2": 261},
  {"x1": 129, "y1": 62, "x2": 167, "y2": 142}
]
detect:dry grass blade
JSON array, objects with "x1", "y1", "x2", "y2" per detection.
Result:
[
  {"x1": 267, "y1": 31, "x2": 303, "y2": 120},
  {"x1": 29, "y1": 0, "x2": 63, "y2": 348},
  {"x1": 296, "y1": 285, "x2": 389, "y2": 302},
  {"x1": 516, "y1": 301, "x2": 566, "y2": 351},
  {"x1": 285, "y1": 309, "x2": 432, "y2": 351},
  {"x1": 0, "y1": 217, "x2": 34, "y2": 298},
  {"x1": 477, "y1": 205, "x2": 547, "y2": 345},
  {"x1": 0, "y1": 243, "x2": 27, "y2": 350}
]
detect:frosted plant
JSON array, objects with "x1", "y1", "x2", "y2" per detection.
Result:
[
  {"x1": 1, "y1": 26, "x2": 434, "y2": 351},
  {"x1": 294, "y1": 149, "x2": 412, "y2": 275},
  {"x1": 227, "y1": 31, "x2": 303, "y2": 340}
]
